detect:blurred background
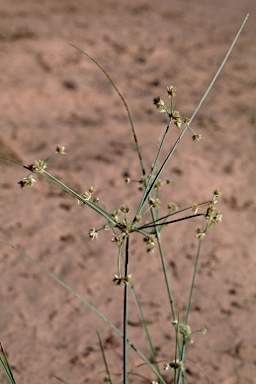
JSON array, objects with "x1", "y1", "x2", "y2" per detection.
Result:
[{"x1": 0, "y1": 1, "x2": 255, "y2": 383}]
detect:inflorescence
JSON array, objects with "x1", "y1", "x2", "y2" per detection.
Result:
[
  {"x1": 153, "y1": 85, "x2": 201, "y2": 141},
  {"x1": 17, "y1": 88, "x2": 222, "y2": 291}
]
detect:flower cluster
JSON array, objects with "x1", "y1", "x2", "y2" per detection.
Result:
[
  {"x1": 18, "y1": 145, "x2": 66, "y2": 187},
  {"x1": 28, "y1": 159, "x2": 47, "y2": 173},
  {"x1": 153, "y1": 85, "x2": 201, "y2": 140},
  {"x1": 113, "y1": 274, "x2": 132, "y2": 287},
  {"x1": 18, "y1": 175, "x2": 36, "y2": 188},
  {"x1": 164, "y1": 359, "x2": 184, "y2": 371},
  {"x1": 204, "y1": 189, "x2": 222, "y2": 227},
  {"x1": 89, "y1": 228, "x2": 98, "y2": 240},
  {"x1": 192, "y1": 133, "x2": 202, "y2": 141},
  {"x1": 109, "y1": 207, "x2": 134, "y2": 237},
  {"x1": 144, "y1": 233, "x2": 157, "y2": 253},
  {"x1": 56, "y1": 144, "x2": 66, "y2": 154},
  {"x1": 78, "y1": 186, "x2": 100, "y2": 205},
  {"x1": 179, "y1": 324, "x2": 192, "y2": 338},
  {"x1": 192, "y1": 203, "x2": 199, "y2": 214},
  {"x1": 167, "y1": 85, "x2": 177, "y2": 97},
  {"x1": 195, "y1": 228, "x2": 206, "y2": 239},
  {"x1": 152, "y1": 97, "x2": 166, "y2": 113},
  {"x1": 195, "y1": 189, "x2": 222, "y2": 239},
  {"x1": 167, "y1": 202, "x2": 178, "y2": 212},
  {"x1": 149, "y1": 197, "x2": 160, "y2": 209}
]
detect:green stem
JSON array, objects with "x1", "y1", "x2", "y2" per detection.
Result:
[
  {"x1": 152, "y1": 210, "x2": 176, "y2": 322},
  {"x1": 2, "y1": 241, "x2": 167, "y2": 383},
  {"x1": 0, "y1": 342, "x2": 16, "y2": 384},
  {"x1": 97, "y1": 330, "x2": 113, "y2": 384},
  {"x1": 37, "y1": 170, "x2": 117, "y2": 225},
  {"x1": 176, "y1": 337, "x2": 186, "y2": 384},
  {"x1": 176, "y1": 238, "x2": 202, "y2": 384},
  {"x1": 188, "y1": 13, "x2": 249, "y2": 125},
  {"x1": 134, "y1": 122, "x2": 170, "y2": 224},
  {"x1": 117, "y1": 238, "x2": 125, "y2": 276},
  {"x1": 185, "y1": 238, "x2": 202, "y2": 325},
  {"x1": 136, "y1": 123, "x2": 189, "y2": 218},
  {"x1": 136, "y1": 14, "x2": 249, "y2": 219},
  {"x1": 131, "y1": 283, "x2": 162, "y2": 380},
  {"x1": 69, "y1": 44, "x2": 146, "y2": 177}
]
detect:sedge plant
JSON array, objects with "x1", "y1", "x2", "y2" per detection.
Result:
[{"x1": 0, "y1": 14, "x2": 249, "y2": 384}]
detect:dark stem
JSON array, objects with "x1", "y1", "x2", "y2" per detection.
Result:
[
  {"x1": 123, "y1": 236, "x2": 130, "y2": 384},
  {"x1": 137, "y1": 213, "x2": 202, "y2": 230}
]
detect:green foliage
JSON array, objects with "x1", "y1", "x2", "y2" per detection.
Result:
[{"x1": 0, "y1": 343, "x2": 16, "y2": 384}]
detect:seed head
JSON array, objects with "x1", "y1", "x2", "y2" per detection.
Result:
[
  {"x1": 112, "y1": 234, "x2": 122, "y2": 244},
  {"x1": 147, "y1": 234, "x2": 156, "y2": 245},
  {"x1": 167, "y1": 202, "x2": 178, "y2": 212},
  {"x1": 153, "y1": 97, "x2": 166, "y2": 113},
  {"x1": 192, "y1": 133, "x2": 202, "y2": 141},
  {"x1": 196, "y1": 228, "x2": 206, "y2": 239},
  {"x1": 164, "y1": 359, "x2": 184, "y2": 371},
  {"x1": 180, "y1": 324, "x2": 192, "y2": 338},
  {"x1": 213, "y1": 188, "x2": 221, "y2": 198},
  {"x1": 92, "y1": 196, "x2": 100, "y2": 204},
  {"x1": 214, "y1": 212, "x2": 222, "y2": 223},
  {"x1": 56, "y1": 144, "x2": 66, "y2": 154},
  {"x1": 29, "y1": 160, "x2": 47, "y2": 173},
  {"x1": 18, "y1": 175, "x2": 36, "y2": 188},
  {"x1": 167, "y1": 85, "x2": 177, "y2": 97},
  {"x1": 154, "y1": 179, "x2": 162, "y2": 189},
  {"x1": 113, "y1": 274, "x2": 132, "y2": 287},
  {"x1": 82, "y1": 191, "x2": 91, "y2": 201},
  {"x1": 149, "y1": 197, "x2": 160, "y2": 209},
  {"x1": 183, "y1": 117, "x2": 191, "y2": 125},
  {"x1": 120, "y1": 205, "x2": 129, "y2": 213},
  {"x1": 192, "y1": 203, "x2": 199, "y2": 214},
  {"x1": 89, "y1": 228, "x2": 98, "y2": 240},
  {"x1": 147, "y1": 246, "x2": 155, "y2": 254}
]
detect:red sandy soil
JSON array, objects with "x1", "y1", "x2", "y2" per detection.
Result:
[{"x1": 0, "y1": 1, "x2": 256, "y2": 383}]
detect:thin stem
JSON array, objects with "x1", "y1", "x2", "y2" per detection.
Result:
[
  {"x1": 138, "y1": 202, "x2": 208, "y2": 230},
  {"x1": 117, "y1": 238, "x2": 125, "y2": 276},
  {"x1": 145, "y1": 124, "x2": 170, "y2": 193},
  {"x1": 2, "y1": 241, "x2": 168, "y2": 383},
  {"x1": 136, "y1": 14, "x2": 249, "y2": 219},
  {"x1": 136, "y1": 123, "x2": 189, "y2": 218},
  {"x1": 188, "y1": 13, "x2": 249, "y2": 125},
  {"x1": 97, "y1": 330, "x2": 113, "y2": 384},
  {"x1": 176, "y1": 238, "x2": 202, "y2": 384},
  {"x1": 123, "y1": 236, "x2": 129, "y2": 384},
  {"x1": 0, "y1": 343, "x2": 16, "y2": 384},
  {"x1": 35, "y1": 170, "x2": 117, "y2": 225},
  {"x1": 69, "y1": 44, "x2": 146, "y2": 176},
  {"x1": 173, "y1": 321, "x2": 179, "y2": 384},
  {"x1": 134, "y1": 122, "x2": 170, "y2": 224},
  {"x1": 176, "y1": 337, "x2": 186, "y2": 384},
  {"x1": 137, "y1": 213, "x2": 202, "y2": 230},
  {"x1": 131, "y1": 283, "x2": 161, "y2": 380},
  {"x1": 185, "y1": 238, "x2": 202, "y2": 325},
  {"x1": 151, "y1": 209, "x2": 177, "y2": 322}
]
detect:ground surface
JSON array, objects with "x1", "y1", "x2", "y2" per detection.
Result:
[{"x1": 0, "y1": 1, "x2": 256, "y2": 383}]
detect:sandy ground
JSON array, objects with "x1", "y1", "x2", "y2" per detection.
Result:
[{"x1": 0, "y1": 1, "x2": 256, "y2": 383}]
